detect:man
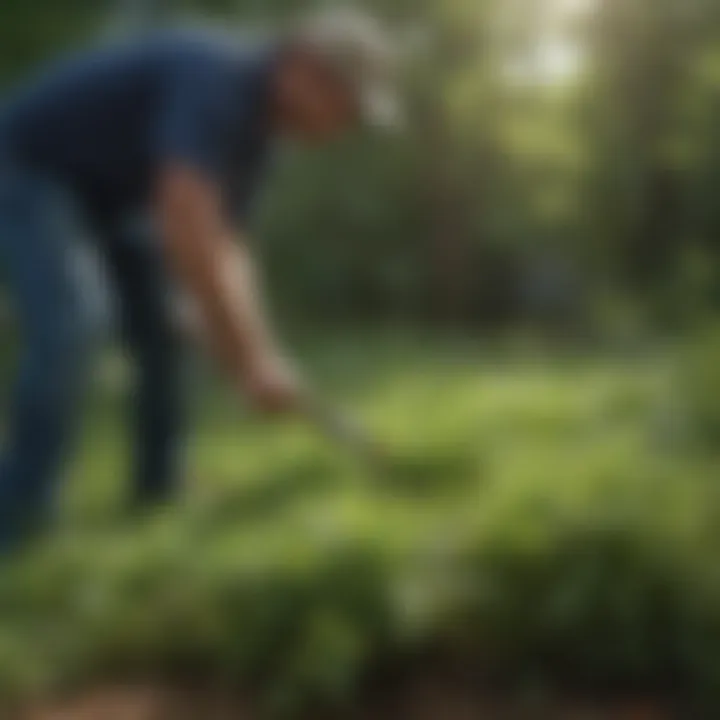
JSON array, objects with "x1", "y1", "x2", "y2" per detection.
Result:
[{"x1": 0, "y1": 9, "x2": 399, "y2": 550}]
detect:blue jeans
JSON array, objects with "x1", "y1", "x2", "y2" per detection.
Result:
[{"x1": 0, "y1": 159, "x2": 186, "y2": 552}]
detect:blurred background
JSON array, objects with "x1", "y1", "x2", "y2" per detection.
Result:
[{"x1": 2, "y1": 0, "x2": 720, "y2": 717}]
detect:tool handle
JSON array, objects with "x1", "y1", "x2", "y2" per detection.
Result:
[{"x1": 300, "y1": 394, "x2": 382, "y2": 468}]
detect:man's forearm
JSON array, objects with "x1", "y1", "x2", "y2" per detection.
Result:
[
  {"x1": 157, "y1": 167, "x2": 279, "y2": 384},
  {"x1": 211, "y1": 238, "x2": 280, "y2": 373}
]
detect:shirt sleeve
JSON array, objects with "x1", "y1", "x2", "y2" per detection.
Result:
[
  {"x1": 154, "y1": 47, "x2": 271, "y2": 228},
  {"x1": 154, "y1": 51, "x2": 234, "y2": 189}
]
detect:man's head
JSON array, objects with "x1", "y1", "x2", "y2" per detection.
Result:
[{"x1": 272, "y1": 7, "x2": 401, "y2": 142}]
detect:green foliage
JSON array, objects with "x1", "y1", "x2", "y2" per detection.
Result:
[
  {"x1": 0, "y1": 337, "x2": 718, "y2": 712},
  {"x1": 0, "y1": 0, "x2": 101, "y2": 87},
  {"x1": 2, "y1": 0, "x2": 720, "y2": 327},
  {"x1": 677, "y1": 322, "x2": 720, "y2": 446}
]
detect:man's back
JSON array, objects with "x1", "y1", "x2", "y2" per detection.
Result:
[{"x1": 0, "y1": 30, "x2": 274, "y2": 220}]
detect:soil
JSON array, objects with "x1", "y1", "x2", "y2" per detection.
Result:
[
  {"x1": 14, "y1": 683, "x2": 675, "y2": 720},
  {"x1": 7, "y1": 651, "x2": 682, "y2": 720}
]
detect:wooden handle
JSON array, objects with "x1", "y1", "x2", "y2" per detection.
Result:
[{"x1": 301, "y1": 394, "x2": 383, "y2": 470}]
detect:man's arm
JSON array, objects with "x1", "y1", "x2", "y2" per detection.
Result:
[{"x1": 155, "y1": 163, "x2": 300, "y2": 413}]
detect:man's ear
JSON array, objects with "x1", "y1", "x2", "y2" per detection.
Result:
[
  {"x1": 273, "y1": 44, "x2": 320, "y2": 123},
  {"x1": 280, "y1": 41, "x2": 331, "y2": 88}
]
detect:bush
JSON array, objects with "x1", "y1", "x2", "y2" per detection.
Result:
[
  {"x1": 676, "y1": 322, "x2": 720, "y2": 447},
  {"x1": 0, "y1": 338, "x2": 719, "y2": 714}
]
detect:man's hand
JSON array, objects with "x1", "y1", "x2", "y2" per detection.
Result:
[
  {"x1": 243, "y1": 352, "x2": 304, "y2": 415},
  {"x1": 156, "y1": 165, "x2": 302, "y2": 414}
]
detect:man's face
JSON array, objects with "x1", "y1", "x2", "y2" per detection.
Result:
[{"x1": 275, "y1": 51, "x2": 360, "y2": 142}]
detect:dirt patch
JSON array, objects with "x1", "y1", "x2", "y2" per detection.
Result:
[
  {"x1": 19, "y1": 686, "x2": 253, "y2": 720},
  {"x1": 15, "y1": 684, "x2": 674, "y2": 720}
]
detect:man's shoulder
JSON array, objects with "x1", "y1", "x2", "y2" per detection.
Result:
[
  {"x1": 142, "y1": 26, "x2": 276, "y2": 70},
  {"x1": 36, "y1": 25, "x2": 274, "y2": 85}
]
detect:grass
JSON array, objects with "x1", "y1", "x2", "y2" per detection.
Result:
[{"x1": 1, "y1": 333, "x2": 720, "y2": 714}]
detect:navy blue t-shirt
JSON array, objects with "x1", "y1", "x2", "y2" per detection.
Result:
[{"x1": 0, "y1": 30, "x2": 276, "y2": 228}]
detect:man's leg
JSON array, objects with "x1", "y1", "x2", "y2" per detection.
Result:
[
  {"x1": 0, "y1": 173, "x2": 97, "y2": 551},
  {"x1": 104, "y1": 231, "x2": 187, "y2": 510}
]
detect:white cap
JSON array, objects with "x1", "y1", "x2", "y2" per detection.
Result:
[{"x1": 294, "y1": 6, "x2": 404, "y2": 129}]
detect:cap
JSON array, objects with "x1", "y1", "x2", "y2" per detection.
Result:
[{"x1": 294, "y1": 6, "x2": 404, "y2": 129}]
